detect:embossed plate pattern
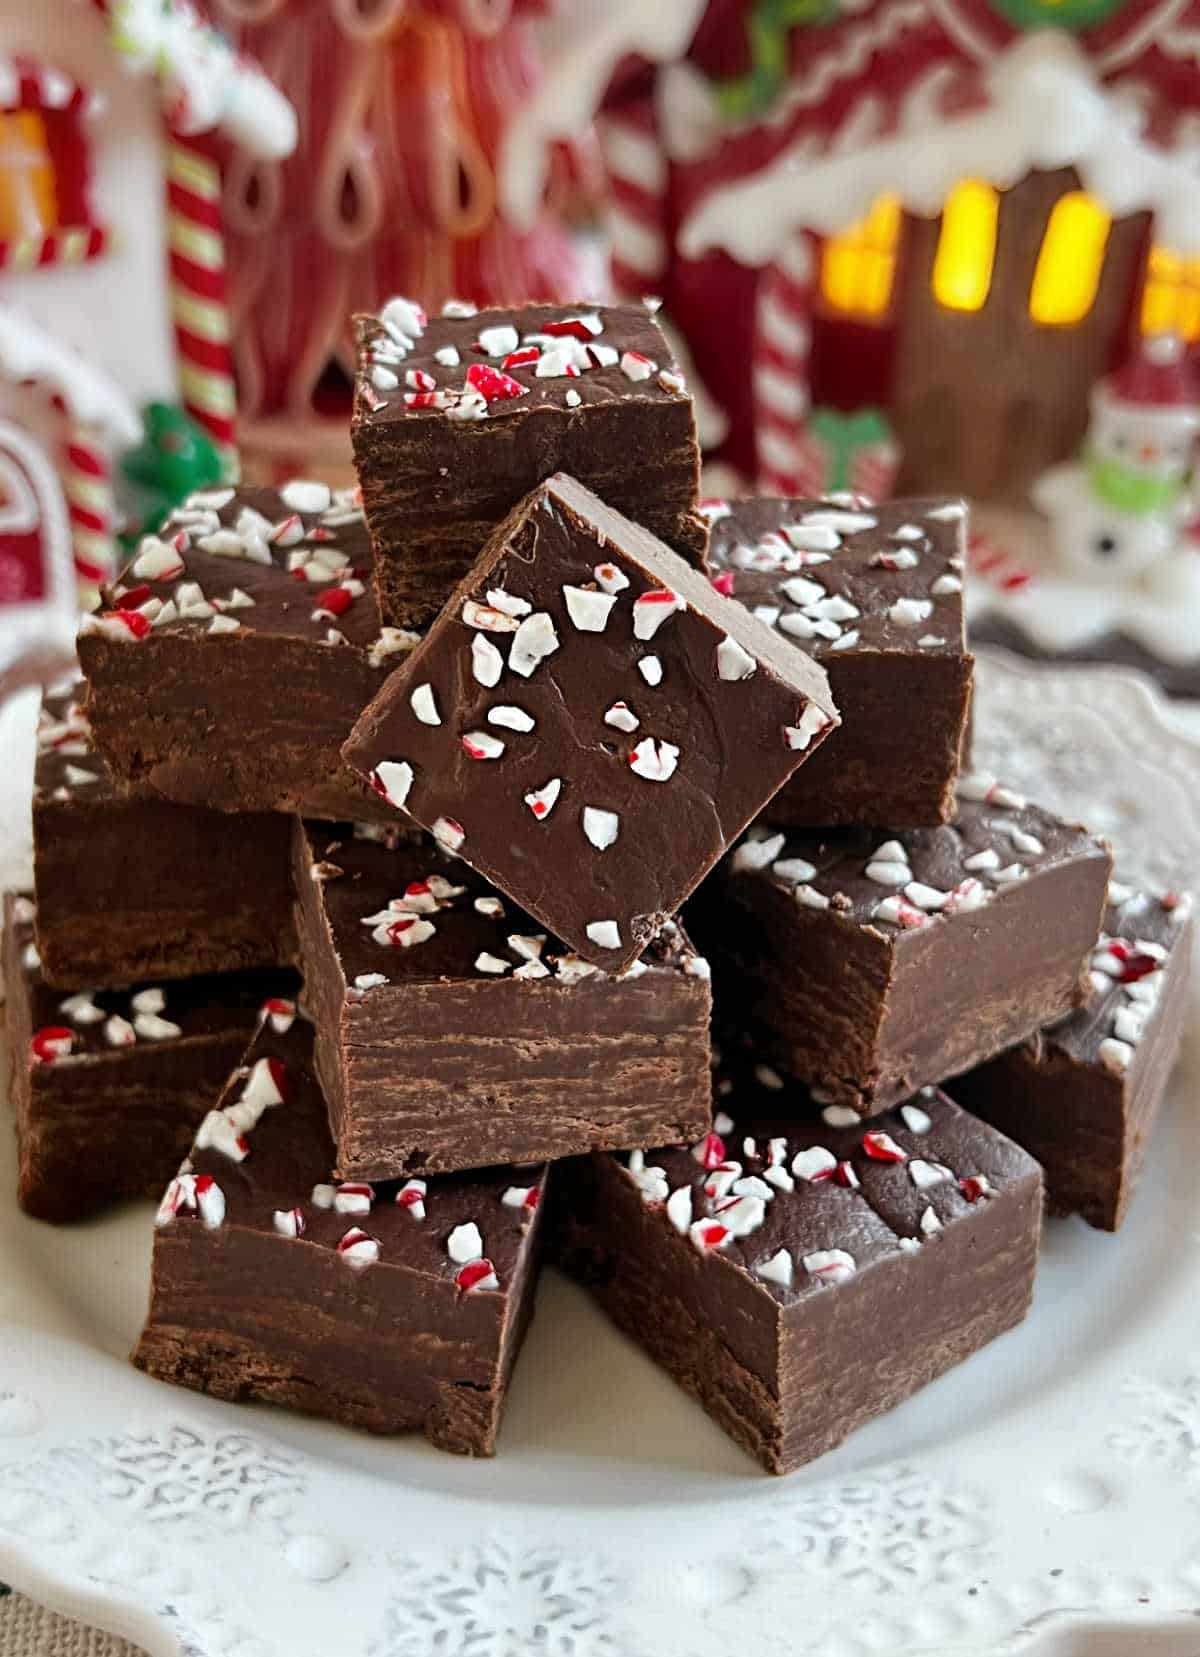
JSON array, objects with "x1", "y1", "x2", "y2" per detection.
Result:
[{"x1": 1, "y1": 650, "x2": 1199, "y2": 1657}]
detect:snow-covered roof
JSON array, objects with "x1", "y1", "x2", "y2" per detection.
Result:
[
  {"x1": 680, "y1": 33, "x2": 1200, "y2": 266},
  {"x1": 106, "y1": 0, "x2": 296, "y2": 161},
  {"x1": 0, "y1": 303, "x2": 141, "y2": 447}
]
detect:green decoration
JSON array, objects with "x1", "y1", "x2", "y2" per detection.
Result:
[
  {"x1": 985, "y1": 0, "x2": 1128, "y2": 31},
  {"x1": 806, "y1": 406, "x2": 895, "y2": 492},
  {"x1": 1086, "y1": 452, "x2": 1186, "y2": 517},
  {"x1": 117, "y1": 401, "x2": 224, "y2": 545},
  {"x1": 713, "y1": 0, "x2": 840, "y2": 122}
]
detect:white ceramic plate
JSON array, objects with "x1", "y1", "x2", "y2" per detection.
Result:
[{"x1": 2, "y1": 650, "x2": 1200, "y2": 1657}]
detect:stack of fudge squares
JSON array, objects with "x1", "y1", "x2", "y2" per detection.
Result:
[{"x1": 5, "y1": 299, "x2": 1194, "y2": 1475}]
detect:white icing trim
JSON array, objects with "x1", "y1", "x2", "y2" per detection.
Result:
[
  {"x1": 680, "y1": 33, "x2": 1200, "y2": 266},
  {"x1": 498, "y1": 0, "x2": 708, "y2": 228},
  {"x1": 0, "y1": 304, "x2": 141, "y2": 446}
]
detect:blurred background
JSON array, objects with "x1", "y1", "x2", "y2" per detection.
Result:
[{"x1": 2, "y1": 0, "x2": 1200, "y2": 699}]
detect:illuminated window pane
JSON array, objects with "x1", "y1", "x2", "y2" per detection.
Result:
[
  {"x1": 932, "y1": 179, "x2": 998, "y2": 312},
  {"x1": 0, "y1": 111, "x2": 58, "y2": 240},
  {"x1": 820, "y1": 195, "x2": 901, "y2": 321},
  {"x1": 1140, "y1": 246, "x2": 1200, "y2": 344},
  {"x1": 1029, "y1": 191, "x2": 1111, "y2": 326}
]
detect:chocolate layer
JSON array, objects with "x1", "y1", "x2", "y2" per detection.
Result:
[
  {"x1": 345, "y1": 473, "x2": 837, "y2": 973},
  {"x1": 688, "y1": 780, "x2": 1111, "y2": 1112},
  {"x1": 352, "y1": 299, "x2": 707, "y2": 625},
  {"x1": 953, "y1": 889, "x2": 1194, "y2": 1229},
  {"x1": 293, "y1": 822, "x2": 712, "y2": 1181},
  {"x1": 555, "y1": 1063, "x2": 1041, "y2": 1474},
  {"x1": 4, "y1": 894, "x2": 297, "y2": 1223},
  {"x1": 708, "y1": 496, "x2": 973, "y2": 826},
  {"x1": 33, "y1": 682, "x2": 295, "y2": 987},
  {"x1": 77, "y1": 483, "x2": 414, "y2": 820},
  {"x1": 133, "y1": 1014, "x2": 547, "y2": 1454}
]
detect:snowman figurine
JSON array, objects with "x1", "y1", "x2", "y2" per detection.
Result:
[{"x1": 1033, "y1": 334, "x2": 1200, "y2": 586}]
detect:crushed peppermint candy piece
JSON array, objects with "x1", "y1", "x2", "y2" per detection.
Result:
[
  {"x1": 462, "y1": 730, "x2": 505, "y2": 761},
  {"x1": 411, "y1": 683, "x2": 441, "y2": 725},
  {"x1": 447, "y1": 1221, "x2": 485, "y2": 1264},
  {"x1": 582, "y1": 806, "x2": 620, "y2": 851},
  {"x1": 563, "y1": 586, "x2": 618, "y2": 632},
  {"x1": 909, "y1": 1159, "x2": 954, "y2": 1190},
  {"x1": 863, "y1": 1131, "x2": 906, "y2": 1162},
  {"x1": 524, "y1": 777, "x2": 562, "y2": 819},
  {"x1": 689, "y1": 1219, "x2": 732, "y2": 1252},
  {"x1": 456, "y1": 1258, "x2": 499, "y2": 1293},
  {"x1": 804, "y1": 1249, "x2": 856, "y2": 1285},
  {"x1": 604, "y1": 701, "x2": 639, "y2": 733},
  {"x1": 273, "y1": 1208, "x2": 305, "y2": 1238},
  {"x1": 637, "y1": 655, "x2": 664, "y2": 686},
  {"x1": 632, "y1": 590, "x2": 684, "y2": 641},
  {"x1": 792, "y1": 1146, "x2": 837, "y2": 1181},
  {"x1": 396, "y1": 1179, "x2": 427, "y2": 1219},
  {"x1": 629, "y1": 738, "x2": 679, "y2": 782},
  {"x1": 337, "y1": 1228, "x2": 380, "y2": 1268},
  {"x1": 754, "y1": 1248, "x2": 794, "y2": 1288},
  {"x1": 488, "y1": 704, "x2": 534, "y2": 732}
]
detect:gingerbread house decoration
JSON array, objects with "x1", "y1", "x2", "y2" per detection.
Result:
[
  {"x1": 0, "y1": 0, "x2": 294, "y2": 635},
  {"x1": 509, "y1": 1, "x2": 1200, "y2": 507}
]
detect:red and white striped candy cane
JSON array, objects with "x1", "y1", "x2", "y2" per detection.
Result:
[
  {"x1": 752, "y1": 229, "x2": 820, "y2": 497},
  {"x1": 61, "y1": 420, "x2": 115, "y2": 602},
  {"x1": 597, "y1": 104, "x2": 670, "y2": 298},
  {"x1": 166, "y1": 132, "x2": 238, "y2": 479}
]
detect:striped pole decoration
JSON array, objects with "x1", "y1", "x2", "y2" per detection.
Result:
[
  {"x1": 61, "y1": 422, "x2": 116, "y2": 602},
  {"x1": 166, "y1": 132, "x2": 239, "y2": 479},
  {"x1": 596, "y1": 105, "x2": 670, "y2": 298},
  {"x1": 752, "y1": 229, "x2": 822, "y2": 497}
]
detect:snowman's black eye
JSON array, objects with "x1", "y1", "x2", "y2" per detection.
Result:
[{"x1": 1094, "y1": 535, "x2": 1118, "y2": 557}]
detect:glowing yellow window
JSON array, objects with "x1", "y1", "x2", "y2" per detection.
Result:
[
  {"x1": 932, "y1": 179, "x2": 999, "y2": 312},
  {"x1": 1140, "y1": 246, "x2": 1200, "y2": 344},
  {"x1": 1029, "y1": 191, "x2": 1111, "y2": 326},
  {"x1": 0, "y1": 111, "x2": 58, "y2": 241},
  {"x1": 820, "y1": 195, "x2": 901, "y2": 321}
]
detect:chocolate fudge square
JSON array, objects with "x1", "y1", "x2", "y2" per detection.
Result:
[
  {"x1": 954, "y1": 888, "x2": 1194, "y2": 1230},
  {"x1": 352, "y1": 299, "x2": 708, "y2": 627},
  {"x1": 689, "y1": 780, "x2": 1111, "y2": 1114},
  {"x1": 33, "y1": 682, "x2": 295, "y2": 988},
  {"x1": 708, "y1": 495, "x2": 973, "y2": 827},
  {"x1": 555, "y1": 1063, "x2": 1042, "y2": 1474},
  {"x1": 293, "y1": 821, "x2": 712, "y2": 1182},
  {"x1": 133, "y1": 1013, "x2": 547, "y2": 1455},
  {"x1": 345, "y1": 473, "x2": 837, "y2": 974},
  {"x1": 3, "y1": 893, "x2": 297, "y2": 1223},
  {"x1": 77, "y1": 482, "x2": 415, "y2": 821}
]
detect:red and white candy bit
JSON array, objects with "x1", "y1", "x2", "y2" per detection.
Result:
[
  {"x1": 594, "y1": 562, "x2": 630, "y2": 595},
  {"x1": 544, "y1": 314, "x2": 602, "y2": 340},
  {"x1": 604, "y1": 701, "x2": 639, "y2": 734},
  {"x1": 462, "y1": 731, "x2": 505, "y2": 761},
  {"x1": 371, "y1": 761, "x2": 414, "y2": 810},
  {"x1": 502, "y1": 1185, "x2": 540, "y2": 1212},
  {"x1": 462, "y1": 599, "x2": 521, "y2": 633},
  {"x1": 90, "y1": 608, "x2": 151, "y2": 641},
  {"x1": 395, "y1": 1179, "x2": 427, "y2": 1220},
  {"x1": 873, "y1": 896, "x2": 931, "y2": 930},
  {"x1": 337, "y1": 1228, "x2": 380, "y2": 1268},
  {"x1": 273, "y1": 1208, "x2": 305, "y2": 1238},
  {"x1": 710, "y1": 571, "x2": 735, "y2": 596},
  {"x1": 711, "y1": 1193, "x2": 766, "y2": 1237},
  {"x1": 863, "y1": 1131, "x2": 907, "y2": 1163},
  {"x1": 632, "y1": 589, "x2": 683, "y2": 641},
  {"x1": 956, "y1": 774, "x2": 1026, "y2": 810},
  {"x1": 524, "y1": 778, "x2": 562, "y2": 820},
  {"x1": 433, "y1": 817, "x2": 465, "y2": 853},
  {"x1": 456, "y1": 1258, "x2": 500, "y2": 1293},
  {"x1": 689, "y1": 1218, "x2": 732, "y2": 1253},
  {"x1": 375, "y1": 915, "x2": 436, "y2": 949},
  {"x1": 944, "y1": 879, "x2": 989, "y2": 916},
  {"x1": 959, "y1": 1175, "x2": 993, "y2": 1203},
  {"x1": 242, "y1": 1056, "x2": 289, "y2": 1110},
  {"x1": 313, "y1": 585, "x2": 355, "y2": 617},
  {"x1": 833, "y1": 1159, "x2": 860, "y2": 1189},
  {"x1": 465, "y1": 362, "x2": 527, "y2": 402},
  {"x1": 691, "y1": 1132, "x2": 727, "y2": 1169},
  {"x1": 259, "y1": 997, "x2": 297, "y2": 1035},
  {"x1": 791, "y1": 1146, "x2": 837, "y2": 1182},
  {"x1": 334, "y1": 1183, "x2": 375, "y2": 1216},
  {"x1": 405, "y1": 369, "x2": 436, "y2": 392},
  {"x1": 502, "y1": 346, "x2": 539, "y2": 370},
  {"x1": 803, "y1": 1248, "x2": 857, "y2": 1285},
  {"x1": 30, "y1": 1026, "x2": 74, "y2": 1064},
  {"x1": 131, "y1": 537, "x2": 186, "y2": 582},
  {"x1": 1094, "y1": 938, "x2": 1162, "y2": 984},
  {"x1": 619, "y1": 350, "x2": 657, "y2": 382},
  {"x1": 157, "y1": 1172, "x2": 225, "y2": 1230},
  {"x1": 628, "y1": 738, "x2": 679, "y2": 782},
  {"x1": 404, "y1": 391, "x2": 449, "y2": 410}
]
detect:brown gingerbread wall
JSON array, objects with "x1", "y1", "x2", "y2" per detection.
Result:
[{"x1": 890, "y1": 168, "x2": 1150, "y2": 502}]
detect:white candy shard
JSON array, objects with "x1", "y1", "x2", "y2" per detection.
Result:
[
  {"x1": 586, "y1": 919, "x2": 622, "y2": 951},
  {"x1": 755, "y1": 1248, "x2": 794, "y2": 1288},
  {"x1": 637, "y1": 655, "x2": 663, "y2": 686},
  {"x1": 410, "y1": 683, "x2": 441, "y2": 725},
  {"x1": 582, "y1": 806, "x2": 620, "y2": 850},
  {"x1": 488, "y1": 704, "x2": 534, "y2": 732},
  {"x1": 509, "y1": 611, "x2": 560, "y2": 676},
  {"x1": 447, "y1": 1221, "x2": 484, "y2": 1264},
  {"x1": 666, "y1": 1186, "x2": 693, "y2": 1235},
  {"x1": 633, "y1": 590, "x2": 683, "y2": 641},
  {"x1": 373, "y1": 760, "x2": 414, "y2": 809},
  {"x1": 563, "y1": 585, "x2": 618, "y2": 632},
  {"x1": 604, "y1": 701, "x2": 639, "y2": 733},
  {"x1": 716, "y1": 634, "x2": 757, "y2": 681},
  {"x1": 803, "y1": 1248, "x2": 856, "y2": 1284},
  {"x1": 629, "y1": 738, "x2": 679, "y2": 782},
  {"x1": 783, "y1": 703, "x2": 831, "y2": 751},
  {"x1": 732, "y1": 832, "x2": 785, "y2": 874},
  {"x1": 280, "y1": 480, "x2": 332, "y2": 514}
]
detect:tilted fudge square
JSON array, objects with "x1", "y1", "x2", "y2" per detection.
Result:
[
  {"x1": 352, "y1": 297, "x2": 707, "y2": 625},
  {"x1": 344, "y1": 473, "x2": 838, "y2": 974},
  {"x1": 707, "y1": 495, "x2": 973, "y2": 827},
  {"x1": 133, "y1": 1012, "x2": 548, "y2": 1455},
  {"x1": 688, "y1": 778, "x2": 1112, "y2": 1114},
  {"x1": 293, "y1": 821, "x2": 713, "y2": 1182},
  {"x1": 77, "y1": 481, "x2": 415, "y2": 821},
  {"x1": 33, "y1": 682, "x2": 295, "y2": 989},
  {"x1": 555, "y1": 1059, "x2": 1042, "y2": 1475},
  {"x1": 3, "y1": 893, "x2": 297, "y2": 1223},
  {"x1": 953, "y1": 888, "x2": 1194, "y2": 1230}
]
